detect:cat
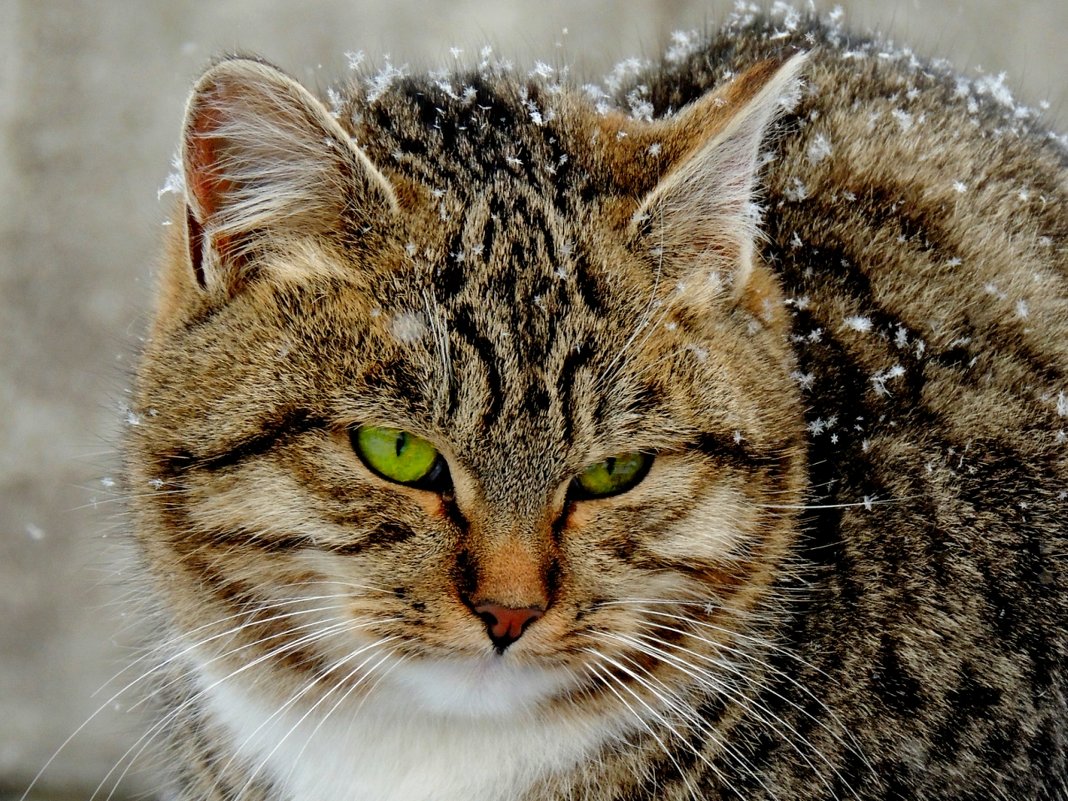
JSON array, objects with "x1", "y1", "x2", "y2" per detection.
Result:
[{"x1": 121, "y1": 5, "x2": 1067, "y2": 801}]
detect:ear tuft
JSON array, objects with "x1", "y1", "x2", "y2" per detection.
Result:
[{"x1": 181, "y1": 57, "x2": 397, "y2": 293}]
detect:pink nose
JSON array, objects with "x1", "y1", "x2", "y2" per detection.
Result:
[{"x1": 474, "y1": 603, "x2": 544, "y2": 651}]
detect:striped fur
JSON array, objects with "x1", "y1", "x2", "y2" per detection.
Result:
[{"x1": 125, "y1": 7, "x2": 1067, "y2": 801}]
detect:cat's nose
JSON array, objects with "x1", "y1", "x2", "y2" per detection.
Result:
[{"x1": 473, "y1": 603, "x2": 544, "y2": 651}]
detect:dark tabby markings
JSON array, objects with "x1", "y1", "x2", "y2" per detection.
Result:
[
  {"x1": 333, "y1": 523, "x2": 417, "y2": 555},
  {"x1": 571, "y1": 250, "x2": 605, "y2": 314},
  {"x1": 782, "y1": 186, "x2": 1066, "y2": 392},
  {"x1": 448, "y1": 306, "x2": 503, "y2": 425},
  {"x1": 935, "y1": 663, "x2": 1003, "y2": 752},
  {"x1": 188, "y1": 523, "x2": 416, "y2": 556},
  {"x1": 875, "y1": 638, "x2": 924, "y2": 715},
  {"x1": 452, "y1": 548, "x2": 478, "y2": 602},
  {"x1": 693, "y1": 432, "x2": 775, "y2": 471},
  {"x1": 545, "y1": 556, "x2": 562, "y2": 602},
  {"x1": 160, "y1": 408, "x2": 325, "y2": 476},
  {"x1": 186, "y1": 204, "x2": 206, "y2": 289},
  {"x1": 434, "y1": 228, "x2": 469, "y2": 301},
  {"x1": 481, "y1": 208, "x2": 497, "y2": 265},
  {"x1": 556, "y1": 343, "x2": 595, "y2": 443},
  {"x1": 522, "y1": 383, "x2": 551, "y2": 416}
]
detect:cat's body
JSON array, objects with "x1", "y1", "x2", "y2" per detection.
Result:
[{"x1": 125, "y1": 8, "x2": 1067, "y2": 801}]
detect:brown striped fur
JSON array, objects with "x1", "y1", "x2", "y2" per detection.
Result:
[{"x1": 124, "y1": 7, "x2": 1067, "y2": 800}]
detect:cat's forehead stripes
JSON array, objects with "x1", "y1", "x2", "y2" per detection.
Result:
[
  {"x1": 359, "y1": 75, "x2": 589, "y2": 210},
  {"x1": 344, "y1": 75, "x2": 638, "y2": 453}
]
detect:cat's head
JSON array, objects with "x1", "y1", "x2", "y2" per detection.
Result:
[{"x1": 128, "y1": 53, "x2": 808, "y2": 719}]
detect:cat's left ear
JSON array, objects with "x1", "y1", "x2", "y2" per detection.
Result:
[
  {"x1": 575, "y1": 53, "x2": 807, "y2": 311},
  {"x1": 631, "y1": 53, "x2": 806, "y2": 304}
]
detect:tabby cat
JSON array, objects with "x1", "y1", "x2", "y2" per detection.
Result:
[{"x1": 123, "y1": 6, "x2": 1067, "y2": 800}]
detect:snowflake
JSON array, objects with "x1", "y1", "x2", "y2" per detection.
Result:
[
  {"x1": 604, "y1": 57, "x2": 646, "y2": 95},
  {"x1": 871, "y1": 364, "x2": 905, "y2": 396},
  {"x1": 974, "y1": 71, "x2": 1016, "y2": 110},
  {"x1": 391, "y1": 311, "x2": 429, "y2": 344},
  {"x1": 687, "y1": 344, "x2": 709, "y2": 362},
  {"x1": 529, "y1": 61, "x2": 554, "y2": 80},
  {"x1": 843, "y1": 315, "x2": 873, "y2": 333},
  {"x1": 525, "y1": 100, "x2": 545, "y2": 126},
  {"x1": 367, "y1": 58, "x2": 407, "y2": 103},
  {"x1": 626, "y1": 86, "x2": 654, "y2": 121},
  {"x1": 784, "y1": 177, "x2": 809, "y2": 202},
  {"x1": 806, "y1": 133, "x2": 833, "y2": 164},
  {"x1": 892, "y1": 109, "x2": 913, "y2": 132},
  {"x1": 157, "y1": 151, "x2": 184, "y2": 200},
  {"x1": 665, "y1": 30, "x2": 701, "y2": 65},
  {"x1": 807, "y1": 415, "x2": 837, "y2": 436}
]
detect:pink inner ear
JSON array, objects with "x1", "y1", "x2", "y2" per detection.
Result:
[
  {"x1": 185, "y1": 103, "x2": 233, "y2": 223},
  {"x1": 184, "y1": 99, "x2": 249, "y2": 290}
]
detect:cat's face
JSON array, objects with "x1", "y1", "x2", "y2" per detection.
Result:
[{"x1": 128, "y1": 55, "x2": 807, "y2": 719}]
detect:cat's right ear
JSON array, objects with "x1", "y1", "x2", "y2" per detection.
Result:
[
  {"x1": 180, "y1": 57, "x2": 398, "y2": 296},
  {"x1": 564, "y1": 53, "x2": 806, "y2": 324}
]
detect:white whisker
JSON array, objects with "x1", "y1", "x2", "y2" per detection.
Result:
[
  {"x1": 92, "y1": 617, "x2": 361, "y2": 801},
  {"x1": 584, "y1": 659, "x2": 704, "y2": 801}
]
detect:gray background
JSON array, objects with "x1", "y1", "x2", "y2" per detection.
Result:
[{"x1": 2, "y1": 0, "x2": 1065, "y2": 798}]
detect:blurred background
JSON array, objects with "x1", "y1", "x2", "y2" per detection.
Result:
[{"x1": 1, "y1": 0, "x2": 1065, "y2": 798}]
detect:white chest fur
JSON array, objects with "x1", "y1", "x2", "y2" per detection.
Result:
[{"x1": 198, "y1": 656, "x2": 612, "y2": 801}]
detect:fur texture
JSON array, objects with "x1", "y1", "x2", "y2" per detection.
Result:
[{"x1": 125, "y1": 8, "x2": 1067, "y2": 800}]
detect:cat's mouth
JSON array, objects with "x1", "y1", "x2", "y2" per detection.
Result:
[{"x1": 377, "y1": 654, "x2": 578, "y2": 717}]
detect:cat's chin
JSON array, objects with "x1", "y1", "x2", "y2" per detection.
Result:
[{"x1": 377, "y1": 655, "x2": 576, "y2": 718}]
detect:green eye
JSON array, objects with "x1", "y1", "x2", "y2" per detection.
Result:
[
  {"x1": 572, "y1": 452, "x2": 652, "y2": 500},
  {"x1": 351, "y1": 426, "x2": 448, "y2": 489}
]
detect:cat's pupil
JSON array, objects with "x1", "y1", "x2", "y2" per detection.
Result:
[
  {"x1": 351, "y1": 425, "x2": 444, "y2": 488},
  {"x1": 572, "y1": 452, "x2": 652, "y2": 499}
]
